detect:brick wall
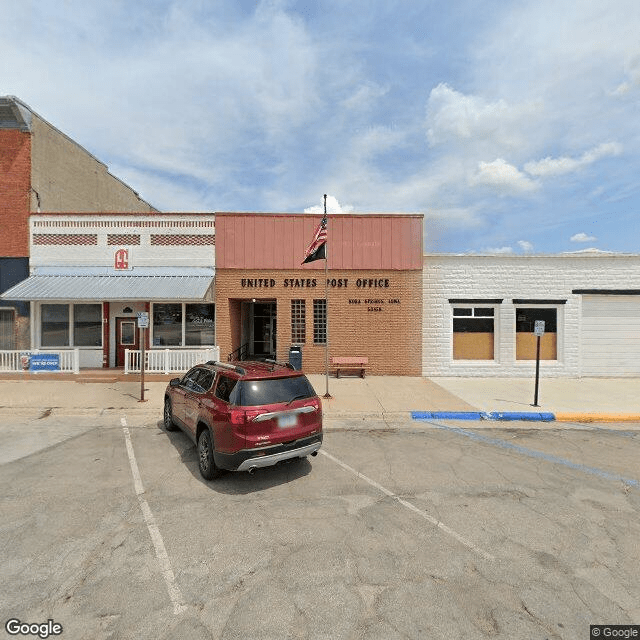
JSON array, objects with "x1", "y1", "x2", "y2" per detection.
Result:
[
  {"x1": 0, "y1": 130, "x2": 31, "y2": 256},
  {"x1": 29, "y1": 116, "x2": 156, "y2": 214},
  {"x1": 423, "y1": 254, "x2": 640, "y2": 377},
  {"x1": 217, "y1": 269, "x2": 423, "y2": 375}
]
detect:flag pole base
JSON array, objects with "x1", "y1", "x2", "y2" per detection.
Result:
[{"x1": 322, "y1": 392, "x2": 333, "y2": 399}]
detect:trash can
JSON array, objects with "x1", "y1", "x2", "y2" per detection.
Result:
[{"x1": 289, "y1": 345, "x2": 302, "y2": 370}]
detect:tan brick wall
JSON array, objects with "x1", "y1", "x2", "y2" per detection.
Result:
[
  {"x1": 0, "y1": 130, "x2": 31, "y2": 256},
  {"x1": 216, "y1": 269, "x2": 423, "y2": 375},
  {"x1": 30, "y1": 116, "x2": 156, "y2": 214}
]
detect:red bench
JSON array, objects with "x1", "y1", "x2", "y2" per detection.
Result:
[{"x1": 331, "y1": 356, "x2": 368, "y2": 378}]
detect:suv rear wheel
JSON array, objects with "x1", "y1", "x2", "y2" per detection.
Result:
[{"x1": 198, "y1": 428, "x2": 222, "y2": 480}]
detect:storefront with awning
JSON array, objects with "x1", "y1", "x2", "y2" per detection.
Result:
[{"x1": 1, "y1": 214, "x2": 217, "y2": 369}]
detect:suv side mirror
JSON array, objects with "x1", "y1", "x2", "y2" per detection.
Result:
[{"x1": 169, "y1": 378, "x2": 181, "y2": 387}]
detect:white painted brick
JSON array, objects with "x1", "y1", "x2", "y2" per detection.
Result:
[{"x1": 423, "y1": 253, "x2": 640, "y2": 377}]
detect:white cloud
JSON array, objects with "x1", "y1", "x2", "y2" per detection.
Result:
[
  {"x1": 471, "y1": 159, "x2": 537, "y2": 193},
  {"x1": 426, "y1": 83, "x2": 540, "y2": 149},
  {"x1": 483, "y1": 246, "x2": 515, "y2": 254},
  {"x1": 304, "y1": 195, "x2": 353, "y2": 214},
  {"x1": 570, "y1": 232, "x2": 597, "y2": 243},
  {"x1": 612, "y1": 55, "x2": 640, "y2": 95},
  {"x1": 342, "y1": 82, "x2": 389, "y2": 111},
  {"x1": 525, "y1": 143, "x2": 622, "y2": 177},
  {"x1": 517, "y1": 240, "x2": 534, "y2": 253}
]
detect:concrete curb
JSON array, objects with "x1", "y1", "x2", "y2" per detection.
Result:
[{"x1": 554, "y1": 413, "x2": 640, "y2": 423}]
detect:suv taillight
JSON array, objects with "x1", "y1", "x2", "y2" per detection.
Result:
[{"x1": 230, "y1": 409, "x2": 261, "y2": 425}]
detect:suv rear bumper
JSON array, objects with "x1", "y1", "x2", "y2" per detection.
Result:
[{"x1": 214, "y1": 434, "x2": 323, "y2": 472}]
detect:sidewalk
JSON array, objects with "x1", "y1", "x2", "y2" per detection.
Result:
[{"x1": 1, "y1": 370, "x2": 640, "y2": 422}]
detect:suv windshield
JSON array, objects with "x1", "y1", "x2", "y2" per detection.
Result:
[{"x1": 235, "y1": 375, "x2": 316, "y2": 407}]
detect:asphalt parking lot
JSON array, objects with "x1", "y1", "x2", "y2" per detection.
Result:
[{"x1": 1, "y1": 410, "x2": 639, "y2": 640}]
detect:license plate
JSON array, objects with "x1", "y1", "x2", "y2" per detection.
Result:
[{"x1": 278, "y1": 414, "x2": 298, "y2": 428}]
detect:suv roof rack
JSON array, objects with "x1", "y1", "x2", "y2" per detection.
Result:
[
  {"x1": 206, "y1": 360, "x2": 246, "y2": 375},
  {"x1": 262, "y1": 358, "x2": 295, "y2": 371}
]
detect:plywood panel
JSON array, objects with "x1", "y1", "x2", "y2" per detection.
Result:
[
  {"x1": 453, "y1": 333, "x2": 494, "y2": 360},
  {"x1": 516, "y1": 333, "x2": 557, "y2": 360}
]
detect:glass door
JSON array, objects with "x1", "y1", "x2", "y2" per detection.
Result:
[{"x1": 251, "y1": 302, "x2": 276, "y2": 358}]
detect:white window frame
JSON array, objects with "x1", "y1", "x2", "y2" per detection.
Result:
[
  {"x1": 451, "y1": 303, "x2": 499, "y2": 363},
  {"x1": 514, "y1": 304, "x2": 564, "y2": 365}
]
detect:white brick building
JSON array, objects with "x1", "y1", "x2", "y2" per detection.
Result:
[{"x1": 423, "y1": 253, "x2": 640, "y2": 377}]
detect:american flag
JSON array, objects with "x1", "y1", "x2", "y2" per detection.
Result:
[{"x1": 302, "y1": 212, "x2": 327, "y2": 264}]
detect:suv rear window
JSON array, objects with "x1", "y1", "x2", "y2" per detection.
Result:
[{"x1": 235, "y1": 375, "x2": 316, "y2": 407}]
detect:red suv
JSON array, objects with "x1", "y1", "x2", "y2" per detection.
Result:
[{"x1": 163, "y1": 360, "x2": 323, "y2": 480}]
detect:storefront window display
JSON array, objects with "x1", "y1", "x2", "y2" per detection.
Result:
[
  {"x1": 41, "y1": 303, "x2": 102, "y2": 347},
  {"x1": 153, "y1": 303, "x2": 215, "y2": 347}
]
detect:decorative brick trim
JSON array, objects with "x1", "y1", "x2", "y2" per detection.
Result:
[
  {"x1": 107, "y1": 234, "x2": 140, "y2": 245},
  {"x1": 33, "y1": 234, "x2": 98, "y2": 245},
  {"x1": 150, "y1": 234, "x2": 215, "y2": 246}
]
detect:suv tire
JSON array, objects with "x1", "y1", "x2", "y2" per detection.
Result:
[
  {"x1": 163, "y1": 397, "x2": 178, "y2": 431},
  {"x1": 198, "y1": 428, "x2": 222, "y2": 480}
]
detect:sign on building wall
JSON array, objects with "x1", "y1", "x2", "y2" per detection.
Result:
[{"x1": 114, "y1": 248, "x2": 130, "y2": 270}]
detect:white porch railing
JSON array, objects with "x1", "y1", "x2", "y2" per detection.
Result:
[
  {"x1": 124, "y1": 347, "x2": 220, "y2": 374},
  {"x1": 0, "y1": 349, "x2": 80, "y2": 373}
]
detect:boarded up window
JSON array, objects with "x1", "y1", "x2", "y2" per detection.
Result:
[
  {"x1": 516, "y1": 308, "x2": 557, "y2": 360},
  {"x1": 453, "y1": 307, "x2": 494, "y2": 360}
]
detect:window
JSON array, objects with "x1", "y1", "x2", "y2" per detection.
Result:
[
  {"x1": 182, "y1": 368, "x2": 205, "y2": 393},
  {"x1": 313, "y1": 299, "x2": 327, "y2": 345},
  {"x1": 40, "y1": 304, "x2": 103, "y2": 348},
  {"x1": 182, "y1": 368, "x2": 214, "y2": 393},
  {"x1": 152, "y1": 303, "x2": 216, "y2": 347},
  {"x1": 291, "y1": 300, "x2": 306, "y2": 343},
  {"x1": 73, "y1": 304, "x2": 102, "y2": 346},
  {"x1": 516, "y1": 308, "x2": 557, "y2": 360},
  {"x1": 120, "y1": 321, "x2": 136, "y2": 345},
  {"x1": 452, "y1": 306, "x2": 495, "y2": 360},
  {"x1": 214, "y1": 375, "x2": 238, "y2": 403},
  {"x1": 41, "y1": 304, "x2": 70, "y2": 347},
  {"x1": 0, "y1": 309, "x2": 15, "y2": 350},
  {"x1": 153, "y1": 304, "x2": 182, "y2": 346},
  {"x1": 196, "y1": 370, "x2": 215, "y2": 392},
  {"x1": 185, "y1": 304, "x2": 215, "y2": 346},
  {"x1": 236, "y1": 376, "x2": 315, "y2": 406}
]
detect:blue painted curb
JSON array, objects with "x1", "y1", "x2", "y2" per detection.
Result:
[
  {"x1": 411, "y1": 411, "x2": 485, "y2": 420},
  {"x1": 411, "y1": 411, "x2": 556, "y2": 422},
  {"x1": 485, "y1": 411, "x2": 555, "y2": 421}
]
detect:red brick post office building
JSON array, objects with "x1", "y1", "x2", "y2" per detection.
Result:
[{"x1": 214, "y1": 212, "x2": 423, "y2": 375}]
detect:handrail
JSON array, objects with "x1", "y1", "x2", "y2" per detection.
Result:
[{"x1": 228, "y1": 342, "x2": 249, "y2": 362}]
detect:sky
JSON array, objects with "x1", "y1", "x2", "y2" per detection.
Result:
[{"x1": 2, "y1": 0, "x2": 639, "y2": 254}]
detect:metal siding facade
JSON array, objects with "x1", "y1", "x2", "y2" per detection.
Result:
[
  {"x1": 215, "y1": 213, "x2": 422, "y2": 270},
  {"x1": 1, "y1": 275, "x2": 214, "y2": 301}
]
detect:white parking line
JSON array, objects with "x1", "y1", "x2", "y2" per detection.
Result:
[
  {"x1": 121, "y1": 416, "x2": 188, "y2": 615},
  {"x1": 319, "y1": 449, "x2": 495, "y2": 562}
]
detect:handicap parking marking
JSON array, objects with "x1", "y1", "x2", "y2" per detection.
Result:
[
  {"x1": 319, "y1": 449, "x2": 495, "y2": 562},
  {"x1": 121, "y1": 415, "x2": 188, "y2": 615},
  {"x1": 423, "y1": 421, "x2": 640, "y2": 490}
]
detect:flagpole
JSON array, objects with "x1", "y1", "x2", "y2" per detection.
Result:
[{"x1": 323, "y1": 194, "x2": 332, "y2": 398}]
